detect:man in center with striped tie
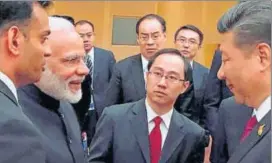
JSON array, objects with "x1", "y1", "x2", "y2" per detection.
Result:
[{"x1": 88, "y1": 48, "x2": 207, "y2": 163}]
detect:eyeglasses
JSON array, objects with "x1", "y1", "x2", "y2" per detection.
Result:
[
  {"x1": 138, "y1": 33, "x2": 162, "y2": 43},
  {"x1": 148, "y1": 71, "x2": 185, "y2": 83},
  {"x1": 176, "y1": 38, "x2": 199, "y2": 46}
]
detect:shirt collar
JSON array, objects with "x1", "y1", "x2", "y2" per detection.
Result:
[
  {"x1": 145, "y1": 99, "x2": 173, "y2": 129},
  {"x1": 87, "y1": 47, "x2": 94, "y2": 61},
  {"x1": 141, "y1": 55, "x2": 149, "y2": 73},
  {"x1": 253, "y1": 95, "x2": 271, "y2": 122},
  {"x1": 0, "y1": 71, "x2": 18, "y2": 101}
]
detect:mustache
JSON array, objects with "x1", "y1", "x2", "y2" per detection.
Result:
[{"x1": 66, "y1": 75, "x2": 85, "y2": 83}]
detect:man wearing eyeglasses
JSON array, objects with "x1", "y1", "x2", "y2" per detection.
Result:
[
  {"x1": 174, "y1": 24, "x2": 209, "y2": 126},
  {"x1": 101, "y1": 14, "x2": 166, "y2": 117},
  {"x1": 174, "y1": 25, "x2": 210, "y2": 163},
  {"x1": 88, "y1": 48, "x2": 206, "y2": 163}
]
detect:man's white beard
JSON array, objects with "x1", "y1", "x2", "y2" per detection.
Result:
[{"x1": 35, "y1": 66, "x2": 84, "y2": 104}]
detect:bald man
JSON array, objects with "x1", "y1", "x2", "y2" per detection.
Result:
[{"x1": 18, "y1": 17, "x2": 89, "y2": 163}]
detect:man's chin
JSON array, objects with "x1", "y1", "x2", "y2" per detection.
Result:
[{"x1": 66, "y1": 90, "x2": 82, "y2": 104}]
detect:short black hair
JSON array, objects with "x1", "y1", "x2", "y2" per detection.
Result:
[
  {"x1": 147, "y1": 48, "x2": 191, "y2": 81},
  {"x1": 0, "y1": 1, "x2": 52, "y2": 33},
  {"x1": 75, "y1": 20, "x2": 95, "y2": 32},
  {"x1": 51, "y1": 15, "x2": 75, "y2": 25},
  {"x1": 217, "y1": 0, "x2": 271, "y2": 49},
  {"x1": 136, "y1": 14, "x2": 166, "y2": 35},
  {"x1": 174, "y1": 24, "x2": 204, "y2": 46}
]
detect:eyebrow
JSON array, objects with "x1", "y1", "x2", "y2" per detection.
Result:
[
  {"x1": 178, "y1": 36, "x2": 197, "y2": 41},
  {"x1": 79, "y1": 32, "x2": 93, "y2": 35},
  {"x1": 62, "y1": 53, "x2": 84, "y2": 60},
  {"x1": 152, "y1": 67, "x2": 180, "y2": 75},
  {"x1": 140, "y1": 31, "x2": 160, "y2": 35},
  {"x1": 42, "y1": 30, "x2": 51, "y2": 36}
]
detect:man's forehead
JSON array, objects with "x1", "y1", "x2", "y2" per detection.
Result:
[
  {"x1": 49, "y1": 32, "x2": 84, "y2": 52},
  {"x1": 151, "y1": 54, "x2": 184, "y2": 72}
]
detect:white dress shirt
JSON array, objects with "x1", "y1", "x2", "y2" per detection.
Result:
[
  {"x1": 141, "y1": 55, "x2": 149, "y2": 81},
  {"x1": 87, "y1": 48, "x2": 95, "y2": 110},
  {"x1": 145, "y1": 99, "x2": 173, "y2": 149},
  {"x1": 190, "y1": 60, "x2": 193, "y2": 69},
  {"x1": 0, "y1": 71, "x2": 18, "y2": 101},
  {"x1": 253, "y1": 95, "x2": 271, "y2": 122},
  {"x1": 87, "y1": 47, "x2": 95, "y2": 79}
]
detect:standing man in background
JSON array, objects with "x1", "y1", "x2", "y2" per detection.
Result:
[
  {"x1": 0, "y1": 1, "x2": 52, "y2": 162},
  {"x1": 102, "y1": 14, "x2": 166, "y2": 117},
  {"x1": 75, "y1": 20, "x2": 116, "y2": 145},
  {"x1": 174, "y1": 24, "x2": 209, "y2": 127},
  {"x1": 174, "y1": 24, "x2": 210, "y2": 163}
]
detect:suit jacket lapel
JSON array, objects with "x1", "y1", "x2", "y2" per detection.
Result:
[
  {"x1": 129, "y1": 99, "x2": 150, "y2": 163},
  {"x1": 160, "y1": 110, "x2": 185, "y2": 163},
  {"x1": 131, "y1": 54, "x2": 146, "y2": 97},
  {"x1": 0, "y1": 79, "x2": 18, "y2": 106},
  {"x1": 93, "y1": 47, "x2": 99, "y2": 83},
  {"x1": 228, "y1": 110, "x2": 271, "y2": 163},
  {"x1": 192, "y1": 61, "x2": 201, "y2": 90}
]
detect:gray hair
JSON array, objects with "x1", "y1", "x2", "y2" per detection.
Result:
[
  {"x1": 217, "y1": 0, "x2": 271, "y2": 50},
  {"x1": 49, "y1": 16, "x2": 75, "y2": 32}
]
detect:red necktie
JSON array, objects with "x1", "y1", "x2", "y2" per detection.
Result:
[
  {"x1": 149, "y1": 116, "x2": 162, "y2": 163},
  {"x1": 240, "y1": 115, "x2": 257, "y2": 142}
]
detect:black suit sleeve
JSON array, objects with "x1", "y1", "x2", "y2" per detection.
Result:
[
  {"x1": 210, "y1": 101, "x2": 229, "y2": 163},
  {"x1": 0, "y1": 118, "x2": 46, "y2": 163},
  {"x1": 98, "y1": 65, "x2": 123, "y2": 117},
  {"x1": 203, "y1": 50, "x2": 225, "y2": 136},
  {"x1": 108, "y1": 51, "x2": 116, "y2": 78},
  {"x1": 186, "y1": 128, "x2": 208, "y2": 163},
  {"x1": 88, "y1": 108, "x2": 113, "y2": 163}
]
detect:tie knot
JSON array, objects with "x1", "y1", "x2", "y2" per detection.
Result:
[
  {"x1": 248, "y1": 115, "x2": 258, "y2": 127},
  {"x1": 153, "y1": 116, "x2": 162, "y2": 126}
]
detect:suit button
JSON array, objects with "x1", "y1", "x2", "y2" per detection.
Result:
[{"x1": 69, "y1": 138, "x2": 72, "y2": 144}]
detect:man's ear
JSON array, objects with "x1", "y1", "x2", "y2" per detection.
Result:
[
  {"x1": 180, "y1": 81, "x2": 190, "y2": 94},
  {"x1": 7, "y1": 26, "x2": 23, "y2": 56},
  {"x1": 256, "y1": 43, "x2": 271, "y2": 72}
]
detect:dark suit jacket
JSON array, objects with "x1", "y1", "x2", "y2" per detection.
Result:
[
  {"x1": 101, "y1": 54, "x2": 146, "y2": 116},
  {"x1": 73, "y1": 47, "x2": 115, "y2": 144},
  {"x1": 92, "y1": 47, "x2": 116, "y2": 113},
  {"x1": 88, "y1": 99, "x2": 206, "y2": 163},
  {"x1": 0, "y1": 80, "x2": 46, "y2": 162},
  {"x1": 203, "y1": 50, "x2": 232, "y2": 136},
  {"x1": 18, "y1": 84, "x2": 86, "y2": 163},
  {"x1": 210, "y1": 97, "x2": 252, "y2": 163},
  {"x1": 72, "y1": 73, "x2": 92, "y2": 129},
  {"x1": 192, "y1": 61, "x2": 209, "y2": 126},
  {"x1": 227, "y1": 103, "x2": 271, "y2": 163}
]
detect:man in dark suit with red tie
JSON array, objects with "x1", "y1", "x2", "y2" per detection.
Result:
[
  {"x1": 88, "y1": 48, "x2": 207, "y2": 163},
  {"x1": 214, "y1": 0, "x2": 271, "y2": 162}
]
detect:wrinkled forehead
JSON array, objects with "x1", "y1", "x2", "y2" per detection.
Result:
[{"x1": 49, "y1": 31, "x2": 85, "y2": 58}]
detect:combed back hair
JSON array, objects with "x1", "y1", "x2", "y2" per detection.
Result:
[
  {"x1": 217, "y1": 0, "x2": 271, "y2": 50},
  {"x1": 75, "y1": 20, "x2": 95, "y2": 32},
  {"x1": 49, "y1": 16, "x2": 75, "y2": 32},
  {"x1": 51, "y1": 15, "x2": 75, "y2": 25},
  {"x1": 136, "y1": 14, "x2": 166, "y2": 34},
  {"x1": 174, "y1": 24, "x2": 204, "y2": 46},
  {"x1": 0, "y1": 1, "x2": 52, "y2": 34},
  {"x1": 147, "y1": 48, "x2": 191, "y2": 81}
]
